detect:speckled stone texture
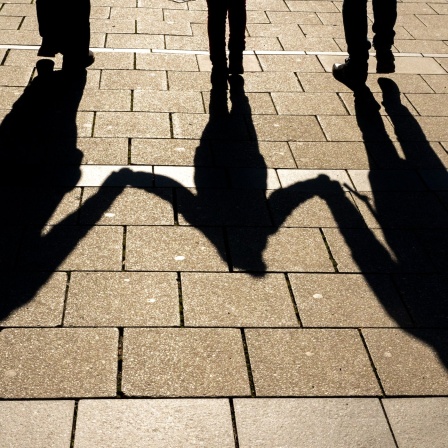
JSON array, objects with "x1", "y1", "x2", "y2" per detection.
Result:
[
  {"x1": 245, "y1": 329, "x2": 381, "y2": 396},
  {"x1": 0, "y1": 328, "x2": 118, "y2": 398},
  {"x1": 122, "y1": 328, "x2": 250, "y2": 397},
  {"x1": 234, "y1": 398, "x2": 395, "y2": 448},
  {"x1": 0, "y1": 401, "x2": 74, "y2": 448},
  {"x1": 74, "y1": 399, "x2": 234, "y2": 448}
]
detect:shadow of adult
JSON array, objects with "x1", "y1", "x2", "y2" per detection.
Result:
[
  {"x1": 321, "y1": 80, "x2": 448, "y2": 369},
  {"x1": 0, "y1": 63, "x2": 125, "y2": 322}
]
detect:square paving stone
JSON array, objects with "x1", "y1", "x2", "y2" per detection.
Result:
[
  {"x1": 74, "y1": 399, "x2": 234, "y2": 448},
  {"x1": 362, "y1": 329, "x2": 448, "y2": 395},
  {"x1": 131, "y1": 138, "x2": 208, "y2": 166},
  {"x1": 0, "y1": 272, "x2": 67, "y2": 327},
  {"x1": 394, "y1": 274, "x2": 448, "y2": 327},
  {"x1": 246, "y1": 329, "x2": 381, "y2": 396},
  {"x1": 228, "y1": 227, "x2": 334, "y2": 273},
  {"x1": 0, "y1": 328, "x2": 118, "y2": 398},
  {"x1": 352, "y1": 191, "x2": 448, "y2": 228},
  {"x1": 271, "y1": 92, "x2": 347, "y2": 115},
  {"x1": 289, "y1": 273, "x2": 411, "y2": 327},
  {"x1": 80, "y1": 187, "x2": 174, "y2": 225},
  {"x1": 0, "y1": 401, "x2": 74, "y2": 448},
  {"x1": 64, "y1": 272, "x2": 179, "y2": 326},
  {"x1": 177, "y1": 188, "x2": 272, "y2": 226},
  {"x1": 77, "y1": 138, "x2": 128, "y2": 165},
  {"x1": 234, "y1": 398, "x2": 395, "y2": 448},
  {"x1": 289, "y1": 141, "x2": 372, "y2": 169},
  {"x1": 323, "y1": 228, "x2": 436, "y2": 273},
  {"x1": 133, "y1": 90, "x2": 204, "y2": 113},
  {"x1": 18, "y1": 225, "x2": 123, "y2": 271},
  {"x1": 122, "y1": 328, "x2": 250, "y2": 396},
  {"x1": 268, "y1": 189, "x2": 363, "y2": 228},
  {"x1": 251, "y1": 116, "x2": 325, "y2": 141},
  {"x1": 182, "y1": 273, "x2": 297, "y2": 327},
  {"x1": 125, "y1": 226, "x2": 228, "y2": 271},
  {"x1": 382, "y1": 398, "x2": 448, "y2": 448},
  {"x1": 94, "y1": 112, "x2": 170, "y2": 138}
]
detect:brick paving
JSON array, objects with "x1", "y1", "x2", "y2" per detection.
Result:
[{"x1": 1, "y1": 0, "x2": 448, "y2": 446}]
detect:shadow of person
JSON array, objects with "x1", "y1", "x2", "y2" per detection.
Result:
[
  {"x1": 318, "y1": 80, "x2": 448, "y2": 369},
  {"x1": 0, "y1": 63, "x2": 127, "y2": 323}
]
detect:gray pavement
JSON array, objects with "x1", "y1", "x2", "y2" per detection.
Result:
[{"x1": 1, "y1": 0, "x2": 448, "y2": 446}]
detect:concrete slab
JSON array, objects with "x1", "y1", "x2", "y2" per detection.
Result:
[
  {"x1": 0, "y1": 328, "x2": 118, "y2": 398},
  {"x1": 234, "y1": 398, "x2": 395, "y2": 448},
  {"x1": 0, "y1": 401, "x2": 74, "y2": 448},
  {"x1": 74, "y1": 399, "x2": 234, "y2": 448},
  {"x1": 246, "y1": 329, "x2": 381, "y2": 396},
  {"x1": 64, "y1": 272, "x2": 179, "y2": 326},
  {"x1": 182, "y1": 273, "x2": 298, "y2": 327},
  {"x1": 122, "y1": 328, "x2": 250, "y2": 396}
]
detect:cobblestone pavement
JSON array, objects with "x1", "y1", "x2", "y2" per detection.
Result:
[{"x1": 1, "y1": 0, "x2": 448, "y2": 446}]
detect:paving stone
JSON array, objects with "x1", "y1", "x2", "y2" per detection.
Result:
[
  {"x1": 18, "y1": 225, "x2": 123, "y2": 271},
  {"x1": 0, "y1": 16, "x2": 22, "y2": 30},
  {"x1": 168, "y1": 71, "x2": 213, "y2": 91},
  {"x1": 348, "y1": 169, "x2": 427, "y2": 191},
  {"x1": 0, "y1": 86, "x2": 23, "y2": 109},
  {"x1": 289, "y1": 273, "x2": 411, "y2": 327},
  {"x1": 182, "y1": 273, "x2": 297, "y2": 327},
  {"x1": 362, "y1": 329, "x2": 448, "y2": 395},
  {"x1": 154, "y1": 166, "x2": 227, "y2": 188},
  {"x1": 228, "y1": 227, "x2": 334, "y2": 273},
  {"x1": 277, "y1": 169, "x2": 353, "y2": 189},
  {"x1": 79, "y1": 89, "x2": 131, "y2": 111},
  {"x1": 80, "y1": 187, "x2": 173, "y2": 225},
  {"x1": 407, "y1": 93, "x2": 448, "y2": 116},
  {"x1": 0, "y1": 401, "x2": 74, "y2": 448},
  {"x1": 280, "y1": 35, "x2": 341, "y2": 52},
  {"x1": 166, "y1": 35, "x2": 209, "y2": 51},
  {"x1": 0, "y1": 30, "x2": 41, "y2": 45},
  {"x1": 0, "y1": 66, "x2": 33, "y2": 87},
  {"x1": 100, "y1": 70, "x2": 167, "y2": 90},
  {"x1": 252, "y1": 115, "x2": 325, "y2": 141},
  {"x1": 229, "y1": 167, "x2": 280, "y2": 189},
  {"x1": 395, "y1": 39, "x2": 448, "y2": 55},
  {"x1": 394, "y1": 274, "x2": 448, "y2": 327},
  {"x1": 106, "y1": 33, "x2": 164, "y2": 49},
  {"x1": 382, "y1": 398, "x2": 448, "y2": 448},
  {"x1": 435, "y1": 57, "x2": 448, "y2": 73},
  {"x1": 0, "y1": 272, "x2": 67, "y2": 327},
  {"x1": 323, "y1": 227, "x2": 436, "y2": 273},
  {"x1": 257, "y1": 54, "x2": 324, "y2": 72},
  {"x1": 300, "y1": 24, "x2": 345, "y2": 38},
  {"x1": 214, "y1": 140, "x2": 296, "y2": 168},
  {"x1": 197, "y1": 54, "x2": 261, "y2": 72},
  {"x1": 290, "y1": 141, "x2": 372, "y2": 169},
  {"x1": 94, "y1": 112, "x2": 170, "y2": 138},
  {"x1": 243, "y1": 72, "x2": 303, "y2": 92},
  {"x1": 74, "y1": 399, "x2": 234, "y2": 448},
  {"x1": 286, "y1": 0, "x2": 340, "y2": 12},
  {"x1": 122, "y1": 328, "x2": 250, "y2": 396},
  {"x1": 246, "y1": 23, "x2": 304, "y2": 37},
  {"x1": 137, "y1": 19, "x2": 192, "y2": 35},
  {"x1": 64, "y1": 272, "x2": 179, "y2": 326},
  {"x1": 234, "y1": 398, "x2": 395, "y2": 448},
  {"x1": 177, "y1": 188, "x2": 272, "y2": 226},
  {"x1": 131, "y1": 138, "x2": 208, "y2": 165},
  {"x1": 86, "y1": 52, "x2": 134, "y2": 69},
  {"x1": 268, "y1": 189, "x2": 364, "y2": 228},
  {"x1": 78, "y1": 138, "x2": 128, "y2": 165},
  {"x1": 246, "y1": 329, "x2": 381, "y2": 395},
  {"x1": 76, "y1": 165, "x2": 153, "y2": 187},
  {"x1": 272, "y1": 92, "x2": 347, "y2": 115},
  {"x1": 125, "y1": 226, "x2": 228, "y2": 271},
  {"x1": 133, "y1": 90, "x2": 204, "y2": 112},
  {"x1": 90, "y1": 19, "x2": 135, "y2": 33},
  {"x1": 109, "y1": 6, "x2": 168, "y2": 20},
  {"x1": 422, "y1": 74, "x2": 448, "y2": 93},
  {"x1": 246, "y1": 37, "x2": 284, "y2": 51},
  {"x1": 202, "y1": 91, "x2": 276, "y2": 115},
  {"x1": 137, "y1": 52, "x2": 198, "y2": 71},
  {"x1": 352, "y1": 191, "x2": 448, "y2": 228},
  {"x1": 298, "y1": 72, "x2": 352, "y2": 93},
  {"x1": 163, "y1": 10, "x2": 207, "y2": 24},
  {"x1": 266, "y1": 11, "x2": 321, "y2": 24},
  {"x1": 246, "y1": 0, "x2": 289, "y2": 11},
  {"x1": 0, "y1": 328, "x2": 118, "y2": 398}
]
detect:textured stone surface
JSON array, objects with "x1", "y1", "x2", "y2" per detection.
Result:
[
  {"x1": 234, "y1": 398, "x2": 395, "y2": 448},
  {"x1": 122, "y1": 328, "x2": 250, "y2": 396},
  {"x1": 246, "y1": 329, "x2": 381, "y2": 396},
  {"x1": 182, "y1": 273, "x2": 298, "y2": 327},
  {"x1": 0, "y1": 401, "x2": 74, "y2": 448},
  {"x1": 74, "y1": 399, "x2": 234, "y2": 448},
  {"x1": 382, "y1": 398, "x2": 448, "y2": 448},
  {"x1": 362, "y1": 329, "x2": 448, "y2": 395},
  {"x1": 65, "y1": 272, "x2": 179, "y2": 326},
  {"x1": 289, "y1": 273, "x2": 411, "y2": 327},
  {"x1": 0, "y1": 328, "x2": 118, "y2": 398}
]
